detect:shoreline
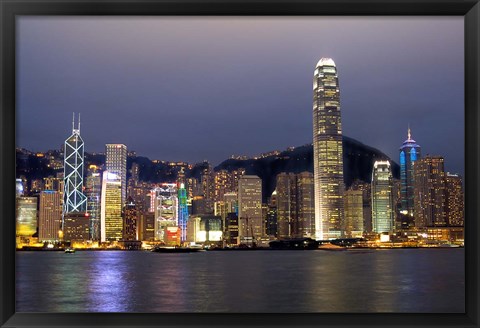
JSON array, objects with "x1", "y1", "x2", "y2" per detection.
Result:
[{"x1": 16, "y1": 246, "x2": 464, "y2": 252}]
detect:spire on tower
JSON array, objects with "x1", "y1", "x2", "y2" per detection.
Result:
[
  {"x1": 408, "y1": 124, "x2": 411, "y2": 140},
  {"x1": 78, "y1": 113, "x2": 81, "y2": 132},
  {"x1": 72, "y1": 112, "x2": 75, "y2": 132}
]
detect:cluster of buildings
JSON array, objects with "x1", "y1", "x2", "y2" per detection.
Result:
[
  {"x1": 15, "y1": 114, "x2": 264, "y2": 247},
  {"x1": 15, "y1": 58, "x2": 464, "y2": 249},
  {"x1": 311, "y1": 58, "x2": 464, "y2": 244}
]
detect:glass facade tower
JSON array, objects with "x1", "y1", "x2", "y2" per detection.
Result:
[
  {"x1": 371, "y1": 161, "x2": 394, "y2": 233},
  {"x1": 106, "y1": 144, "x2": 127, "y2": 207},
  {"x1": 63, "y1": 113, "x2": 87, "y2": 214},
  {"x1": 399, "y1": 127, "x2": 421, "y2": 219},
  {"x1": 313, "y1": 58, "x2": 345, "y2": 240},
  {"x1": 178, "y1": 183, "x2": 189, "y2": 242},
  {"x1": 86, "y1": 166, "x2": 102, "y2": 241},
  {"x1": 151, "y1": 183, "x2": 178, "y2": 242},
  {"x1": 100, "y1": 171, "x2": 123, "y2": 242}
]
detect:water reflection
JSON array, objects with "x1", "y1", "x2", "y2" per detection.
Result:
[
  {"x1": 86, "y1": 251, "x2": 134, "y2": 312},
  {"x1": 16, "y1": 249, "x2": 464, "y2": 313}
]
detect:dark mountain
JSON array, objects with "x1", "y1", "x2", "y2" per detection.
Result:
[
  {"x1": 17, "y1": 136, "x2": 399, "y2": 201},
  {"x1": 214, "y1": 136, "x2": 399, "y2": 202}
]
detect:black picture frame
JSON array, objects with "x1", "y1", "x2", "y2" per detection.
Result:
[{"x1": 1, "y1": 0, "x2": 478, "y2": 327}]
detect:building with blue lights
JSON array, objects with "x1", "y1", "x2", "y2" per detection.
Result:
[
  {"x1": 178, "y1": 183, "x2": 189, "y2": 242},
  {"x1": 399, "y1": 127, "x2": 421, "y2": 225}
]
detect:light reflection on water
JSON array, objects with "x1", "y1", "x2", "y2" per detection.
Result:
[{"x1": 16, "y1": 249, "x2": 464, "y2": 313}]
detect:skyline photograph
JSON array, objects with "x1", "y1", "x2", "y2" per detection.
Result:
[{"x1": 15, "y1": 16, "x2": 465, "y2": 314}]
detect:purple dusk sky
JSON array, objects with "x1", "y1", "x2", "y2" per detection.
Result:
[{"x1": 17, "y1": 16, "x2": 464, "y2": 175}]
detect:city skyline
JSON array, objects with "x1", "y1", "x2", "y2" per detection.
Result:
[{"x1": 17, "y1": 17, "x2": 464, "y2": 176}]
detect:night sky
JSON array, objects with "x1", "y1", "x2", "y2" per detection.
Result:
[{"x1": 17, "y1": 17, "x2": 464, "y2": 176}]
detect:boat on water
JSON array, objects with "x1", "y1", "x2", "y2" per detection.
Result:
[
  {"x1": 269, "y1": 238, "x2": 319, "y2": 250},
  {"x1": 437, "y1": 243, "x2": 461, "y2": 248},
  {"x1": 64, "y1": 248, "x2": 76, "y2": 253},
  {"x1": 318, "y1": 243, "x2": 347, "y2": 251},
  {"x1": 151, "y1": 246, "x2": 204, "y2": 253}
]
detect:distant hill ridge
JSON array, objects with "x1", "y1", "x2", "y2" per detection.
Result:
[
  {"x1": 213, "y1": 136, "x2": 399, "y2": 201},
  {"x1": 16, "y1": 136, "x2": 399, "y2": 202}
]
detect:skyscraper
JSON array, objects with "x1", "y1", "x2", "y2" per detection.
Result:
[
  {"x1": 371, "y1": 161, "x2": 394, "y2": 234},
  {"x1": 63, "y1": 113, "x2": 87, "y2": 214},
  {"x1": 105, "y1": 144, "x2": 127, "y2": 207},
  {"x1": 101, "y1": 171, "x2": 123, "y2": 242},
  {"x1": 276, "y1": 173, "x2": 297, "y2": 239},
  {"x1": 296, "y1": 172, "x2": 315, "y2": 238},
  {"x1": 38, "y1": 191, "x2": 62, "y2": 241},
  {"x1": 200, "y1": 163, "x2": 215, "y2": 213},
  {"x1": 413, "y1": 156, "x2": 447, "y2": 228},
  {"x1": 123, "y1": 197, "x2": 139, "y2": 241},
  {"x1": 85, "y1": 165, "x2": 102, "y2": 240},
  {"x1": 350, "y1": 180, "x2": 372, "y2": 233},
  {"x1": 213, "y1": 170, "x2": 230, "y2": 202},
  {"x1": 178, "y1": 183, "x2": 189, "y2": 242},
  {"x1": 275, "y1": 172, "x2": 314, "y2": 239},
  {"x1": 238, "y1": 175, "x2": 263, "y2": 244},
  {"x1": 214, "y1": 192, "x2": 238, "y2": 231},
  {"x1": 151, "y1": 183, "x2": 178, "y2": 242},
  {"x1": 225, "y1": 212, "x2": 239, "y2": 245},
  {"x1": 266, "y1": 190, "x2": 278, "y2": 237},
  {"x1": 399, "y1": 127, "x2": 421, "y2": 221},
  {"x1": 16, "y1": 197, "x2": 37, "y2": 238},
  {"x1": 313, "y1": 57, "x2": 345, "y2": 240},
  {"x1": 344, "y1": 189, "x2": 364, "y2": 238},
  {"x1": 213, "y1": 168, "x2": 245, "y2": 202},
  {"x1": 445, "y1": 173, "x2": 464, "y2": 227}
]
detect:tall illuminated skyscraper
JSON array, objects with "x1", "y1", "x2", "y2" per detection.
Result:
[
  {"x1": 106, "y1": 144, "x2": 127, "y2": 207},
  {"x1": 238, "y1": 175, "x2": 263, "y2": 244},
  {"x1": 86, "y1": 165, "x2": 102, "y2": 241},
  {"x1": 101, "y1": 171, "x2": 123, "y2": 242},
  {"x1": 344, "y1": 189, "x2": 364, "y2": 238},
  {"x1": 399, "y1": 127, "x2": 421, "y2": 220},
  {"x1": 371, "y1": 161, "x2": 394, "y2": 234},
  {"x1": 276, "y1": 172, "x2": 314, "y2": 239},
  {"x1": 350, "y1": 180, "x2": 372, "y2": 233},
  {"x1": 413, "y1": 156, "x2": 447, "y2": 228},
  {"x1": 178, "y1": 183, "x2": 189, "y2": 242},
  {"x1": 63, "y1": 113, "x2": 87, "y2": 214},
  {"x1": 151, "y1": 183, "x2": 178, "y2": 241},
  {"x1": 38, "y1": 191, "x2": 63, "y2": 241},
  {"x1": 123, "y1": 197, "x2": 139, "y2": 241},
  {"x1": 276, "y1": 172, "x2": 297, "y2": 239},
  {"x1": 313, "y1": 57, "x2": 344, "y2": 240},
  {"x1": 445, "y1": 173, "x2": 464, "y2": 227},
  {"x1": 297, "y1": 172, "x2": 315, "y2": 238}
]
